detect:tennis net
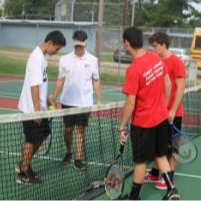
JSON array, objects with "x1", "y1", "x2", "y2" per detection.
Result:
[
  {"x1": 0, "y1": 101, "x2": 133, "y2": 200},
  {"x1": 0, "y1": 84, "x2": 201, "y2": 200}
]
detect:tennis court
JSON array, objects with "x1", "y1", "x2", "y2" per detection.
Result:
[
  {"x1": 0, "y1": 76, "x2": 124, "y2": 114},
  {"x1": 0, "y1": 76, "x2": 201, "y2": 199}
]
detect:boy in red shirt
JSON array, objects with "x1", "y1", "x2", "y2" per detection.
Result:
[
  {"x1": 145, "y1": 32, "x2": 186, "y2": 190},
  {"x1": 119, "y1": 27, "x2": 180, "y2": 200}
]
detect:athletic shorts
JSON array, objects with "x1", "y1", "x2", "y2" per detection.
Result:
[
  {"x1": 62, "y1": 105, "x2": 89, "y2": 127},
  {"x1": 167, "y1": 117, "x2": 182, "y2": 157},
  {"x1": 130, "y1": 120, "x2": 170, "y2": 163},
  {"x1": 23, "y1": 119, "x2": 50, "y2": 144}
]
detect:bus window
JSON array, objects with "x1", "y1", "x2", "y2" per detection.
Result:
[{"x1": 195, "y1": 36, "x2": 201, "y2": 49}]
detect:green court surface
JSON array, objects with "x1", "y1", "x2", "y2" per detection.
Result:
[
  {"x1": 95, "y1": 137, "x2": 201, "y2": 200},
  {"x1": 0, "y1": 109, "x2": 133, "y2": 200},
  {"x1": 0, "y1": 79, "x2": 201, "y2": 200},
  {"x1": 0, "y1": 79, "x2": 124, "y2": 114}
]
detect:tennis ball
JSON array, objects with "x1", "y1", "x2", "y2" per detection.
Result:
[{"x1": 48, "y1": 105, "x2": 55, "y2": 111}]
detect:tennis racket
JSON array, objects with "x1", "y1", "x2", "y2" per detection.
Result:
[
  {"x1": 74, "y1": 144, "x2": 126, "y2": 200},
  {"x1": 104, "y1": 141, "x2": 126, "y2": 200},
  {"x1": 170, "y1": 123, "x2": 198, "y2": 164}
]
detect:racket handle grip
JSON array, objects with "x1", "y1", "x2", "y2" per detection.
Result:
[{"x1": 119, "y1": 144, "x2": 125, "y2": 154}]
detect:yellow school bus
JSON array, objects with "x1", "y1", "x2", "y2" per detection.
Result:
[{"x1": 190, "y1": 27, "x2": 201, "y2": 77}]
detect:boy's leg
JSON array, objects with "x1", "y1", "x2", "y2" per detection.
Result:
[
  {"x1": 75, "y1": 126, "x2": 85, "y2": 160},
  {"x1": 129, "y1": 163, "x2": 146, "y2": 200},
  {"x1": 128, "y1": 125, "x2": 156, "y2": 200},
  {"x1": 155, "y1": 120, "x2": 180, "y2": 200},
  {"x1": 74, "y1": 113, "x2": 89, "y2": 170},
  {"x1": 64, "y1": 127, "x2": 74, "y2": 154},
  {"x1": 20, "y1": 142, "x2": 34, "y2": 172},
  {"x1": 62, "y1": 105, "x2": 75, "y2": 163},
  {"x1": 145, "y1": 161, "x2": 160, "y2": 183}
]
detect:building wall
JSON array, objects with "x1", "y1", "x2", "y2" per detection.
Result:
[
  {"x1": 0, "y1": 0, "x2": 5, "y2": 9},
  {"x1": 0, "y1": 20, "x2": 97, "y2": 53}
]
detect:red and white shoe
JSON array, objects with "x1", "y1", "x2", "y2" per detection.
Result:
[
  {"x1": 144, "y1": 172, "x2": 160, "y2": 183},
  {"x1": 155, "y1": 179, "x2": 168, "y2": 190}
]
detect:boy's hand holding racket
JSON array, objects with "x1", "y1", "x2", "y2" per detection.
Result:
[{"x1": 119, "y1": 127, "x2": 128, "y2": 145}]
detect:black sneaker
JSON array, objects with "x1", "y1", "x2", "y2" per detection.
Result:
[
  {"x1": 29, "y1": 167, "x2": 39, "y2": 179},
  {"x1": 15, "y1": 162, "x2": 21, "y2": 173},
  {"x1": 162, "y1": 188, "x2": 180, "y2": 200},
  {"x1": 120, "y1": 194, "x2": 141, "y2": 200},
  {"x1": 16, "y1": 171, "x2": 41, "y2": 184},
  {"x1": 62, "y1": 153, "x2": 72, "y2": 163},
  {"x1": 74, "y1": 160, "x2": 86, "y2": 171},
  {"x1": 15, "y1": 162, "x2": 39, "y2": 179}
]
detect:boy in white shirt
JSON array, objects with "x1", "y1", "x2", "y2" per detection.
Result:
[
  {"x1": 53, "y1": 30, "x2": 101, "y2": 170},
  {"x1": 17, "y1": 30, "x2": 66, "y2": 184}
]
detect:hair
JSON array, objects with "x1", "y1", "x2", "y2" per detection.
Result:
[
  {"x1": 45, "y1": 30, "x2": 66, "y2": 47},
  {"x1": 73, "y1": 30, "x2": 88, "y2": 41},
  {"x1": 149, "y1": 32, "x2": 170, "y2": 49},
  {"x1": 123, "y1": 26, "x2": 143, "y2": 48}
]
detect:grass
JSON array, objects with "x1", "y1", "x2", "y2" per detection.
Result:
[
  {"x1": 0, "y1": 56, "x2": 124, "y2": 84},
  {"x1": 0, "y1": 46, "x2": 114, "y2": 62},
  {"x1": 100, "y1": 52, "x2": 114, "y2": 62}
]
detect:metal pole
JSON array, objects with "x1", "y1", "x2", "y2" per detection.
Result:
[
  {"x1": 131, "y1": 0, "x2": 135, "y2": 26},
  {"x1": 96, "y1": 0, "x2": 104, "y2": 67},
  {"x1": 122, "y1": 0, "x2": 127, "y2": 29},
  {"x1": 71, "y1": 0, "x2": 76, "y2": 22}
]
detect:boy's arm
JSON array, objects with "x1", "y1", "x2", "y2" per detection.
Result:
[
  {"x1": 92, "y1": 79, "x2": 102, "y2": 106},
  {"x1": 119, "y1": 94, "x2": 136, "y2": 144},
  {"x1": 169, "y1": 78, "x2": 185, "y2": 122},
  {"x1": 164, "y1": 74, "x2": 171, "y2": 105},
  {"x1": 53, "y1": 78, "x2": 65, "y2": 103},
  {"x1": 31, "y1": 85, "x2": 40, "y2": 112}
]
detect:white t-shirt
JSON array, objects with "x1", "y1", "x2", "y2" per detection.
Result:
[
  {"x1": 59, "y1": 51, "x2": 100, "y2": 107},
  {"x1": 18, "y1": 47, "x2": 48, "y2": 113}
]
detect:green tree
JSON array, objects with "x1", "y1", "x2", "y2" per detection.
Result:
[{"x1": 134, "y1": 0, "x2": 201, "y2": 27}]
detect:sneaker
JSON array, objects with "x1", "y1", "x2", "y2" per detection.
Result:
[
  {"x1": 162, "y1": 188, "x2": 180, "y2": 200},
  {"x1": 15, "y1": 162, "x2": 39, "y2": 179},
  {"x1": 15, "y1": 163, "x2": 21, "y2": 173},
  {"x1": 16, "y1": 171, "x2": 41, "y2": 184},
  {"x1": 155, "y1": 178, "x2": 168, "y2": 190},
  {"x1": 120, "y1": 194, "x2": 141, "y2": 200},
  {"x1": 62, "y1": 153, "x2": 72, "y2": 163},
  {"x1": 74, "y1": 160, "x2": 86, "y2": 171},
  {"x1": 144, "y1": 172, "x2": 160, "y2": 183}
]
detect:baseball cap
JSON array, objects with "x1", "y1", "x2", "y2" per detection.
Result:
[{"x1": 73, "y1": 40, "x2": 87, "y2": 47}]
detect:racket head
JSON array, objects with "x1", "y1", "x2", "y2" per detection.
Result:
[
  {"x1": 171, "y1": 124, "x2": 198, "y2": 164},
  {"x1": 172, "y1": 134, "x2": 198, "y2": 164},
  {"x1": 105, "y1": 164, "x2": 125, "y2": 200}
]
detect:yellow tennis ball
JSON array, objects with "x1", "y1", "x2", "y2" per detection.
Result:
[{"x1": 48, "y1": 105, "x2": 55, "y2": 111}]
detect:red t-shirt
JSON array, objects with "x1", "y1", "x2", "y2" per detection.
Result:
[
  {"x1": 163, "y1": 54, "x2": 186, "y2": 117},
  {"x1": 122, "y1": 51, "x2": 168, "y2": 128}
]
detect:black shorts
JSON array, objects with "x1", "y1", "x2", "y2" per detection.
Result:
[
  {"x1": 23, "y1": 119, "x2": 50, "y2": 144},
  {"x1": 130, "y1": 120, "x2": 170, "y2": 163},
  {"x1": 167, "y1": 117, "x2": 182, "y2": 157},
  {"x1": 62, "y1": 105, "x2": 89, "y2": 127}
]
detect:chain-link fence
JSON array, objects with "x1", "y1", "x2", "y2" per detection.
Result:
[{"x1": 1, "y1": 1, "x2": 197, "y2": 83}]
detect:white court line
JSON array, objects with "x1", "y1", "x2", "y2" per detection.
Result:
[
  {"x1": 0, "y1": 107, "x2": 19, "y2": 111},
  {"x1": 1, "y1": 150, "x2": 201, "y2": 180},
  {"x1": 0, "y1": 91, "x2": 20, "y2": 96},
  {"x1": 144, "y1": 169, "x2": 201, "y2": 180},
  {"x1": 0, "y1": 80, "x2": 23, "y2": 84},
  {"x1": 174, "y1": 172, "x2": 201, "y2": 179},
  {"x1": 101, "y1": 88, "x2": 121, "y2": 93},
  {"x1": 0, "y1": 150, "x2": 129, "y2": 169},
  {"x1": 0, "y1": 94, "x2": 19, "y2": 99}
]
